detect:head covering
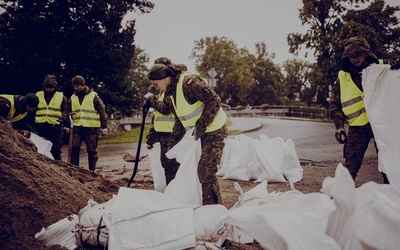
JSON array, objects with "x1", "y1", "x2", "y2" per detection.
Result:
[
  {"x1": 24, "y1": 93, "x2": 39, "y2": 108},
  {"x1": 71, "y1": 75, "x2": 85, "y2": 86},
  {"x1": 341, "y1": 36, "x2": 378, "y2": 71},
  {"x1": 43, "y1": 74, "x2": 57, "y2": 87},
  {"x1": 148, "y1": 64, "x2": 171, "y2": 80},
  {"x1": 154, "y1": 57, "x2": 172, "y2": 66}
]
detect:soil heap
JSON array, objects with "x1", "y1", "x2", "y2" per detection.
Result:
[{"x1": 0, "y1": 118, "x2": 152, "y2": 250}]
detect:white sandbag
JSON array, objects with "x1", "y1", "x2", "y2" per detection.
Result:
[
  {"x1": 355, "y1": 182, "x2": 400, "y2": 249},
  {"x1": 30, "y1": 133, "x2": 54, "y2": 159},
  {"x1": 79, "y1": 201, "x2": 110, "y2": 247},
  {"x1": 223, "y1": 192, "x2": 338, "y2": 250},
  {"x1": 322, "y1": 162, "x2": 400, "y2": 250},
  {"x1": 148, "y1": 142, "x2": 166, "y2": 192},
  {"x1": 321, "y1": 163, "x2": 360, "y2": 250},
  {"x1": 254, "y1": 135, "x2": 287, "y2": 182},
  {"x1": 164, "y1": 129, "x2": 202, "y2": 205},
  {"x1": 78, "y1": 199, "x2": 99, "y2": 218},
  {"x1": 193, "y1": 204, "x2": 229, "y2": 249},
  {"x1": 218, "y1": 135, "x2": 252, "y2": 181},
  {"x1": 103, "y1": 187, "x2": 195, "y2": 250},
  {"x1": 362, "y1": 64, "x2": 400, "y2": 191},
  {"x1": 35, "y1": 214, "x2": 80, "y2": 250},
  {"x1": 281, "y1": 139, "x2": 303, "y2": 187}
]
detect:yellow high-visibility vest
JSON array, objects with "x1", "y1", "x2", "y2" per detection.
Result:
[
  {"x1": 153, "y1": 92, "x2": 175, "y2": 132},
  {"x1": 71, "y1": 92, "x2": 100, "y2": 127},
  {"x1": 35, "y1": 91, "x2": 63, "y2": 124},
  {"x1": 171, "y1": 73, "x2": 227, "y2": 132},
  {"x1": 339, "y1": 60, "x2": 383, "y2": 126},
  {"x1": 0, "y1": 94, "x2": 26, "y2": 122}
]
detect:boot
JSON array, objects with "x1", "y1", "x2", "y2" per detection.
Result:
[{"x1": 381, "y1": 172, "x2": 390, "y2": 184}]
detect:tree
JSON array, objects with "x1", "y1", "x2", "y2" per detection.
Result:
[
  {"x1": 288, "y1": 0, "x2": 400, "y2": 107},
  {"x1": 0, "y1": 0, "x2": 154, "y2": 113},
  {"x1": 282, "y1": 58, "x2": 312, "y2": 103}
]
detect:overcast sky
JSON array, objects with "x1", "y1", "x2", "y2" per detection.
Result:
[{"x1": 127, "y1": 0, "x2": 399, "y2": 72}]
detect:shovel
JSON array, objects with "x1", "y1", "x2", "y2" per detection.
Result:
[
  {"x1": 127, "y1": 102, "x2": 151, "y2": 187},
  {"x1": 67, "y1": 113, "x2": 75, "y2": 163}
]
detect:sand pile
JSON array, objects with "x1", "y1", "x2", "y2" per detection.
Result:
[{"x1": 0, "y1": 118, "x2": 131, "y2": 249}]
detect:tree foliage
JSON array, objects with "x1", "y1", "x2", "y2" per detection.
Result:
[
  {"x1": 0, "y1": 0, "x2": 154, "y2": 114},
  {"x1": 191, "y1": 37, "x2": 284, "y2": 107},
  {"x1": 288, "y1": 0, "x2": 400, "y2": 107}
]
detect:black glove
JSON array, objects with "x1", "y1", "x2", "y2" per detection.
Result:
[
  {"x1": 335, "y1": 128, "x2": 348, "y2": 144},
  {"x1": 389, "y1": 57, "x2": 400, "y2": 70},
  {"x1": 193, "y1": 126, "x2": 205, "y2": 141}
]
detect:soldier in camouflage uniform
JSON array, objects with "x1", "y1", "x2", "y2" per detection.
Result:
[
  {"x1": 68, "y1": 75, "x2": 108, "y2": 171},
  {"x1": 329, "y1": 36, "x2": 400, "y2": 184},
  {"x1": 147, "y1": 60, "x2": 228, "y2": 205},
  {"x1": 145, "y1": 57, "x2": 186, "y2": 184}
]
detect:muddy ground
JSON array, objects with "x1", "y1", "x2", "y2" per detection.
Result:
[{"x1": 0, "y1": 118, "x2": 383, "y2": 250}]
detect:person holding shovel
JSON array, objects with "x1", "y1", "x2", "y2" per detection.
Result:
[
  {"x1": 35, "y1": 74, "x2": 69, "y2": 160},
  {"x1": 146, "y1": 60, "x2": 228, "y2": 205},
  {"x1": 68, "y1": 75, "x2": 108, "y2": 172},
  {"x1": 144, "y1": 57, "x2": 187, "y2": 185}
]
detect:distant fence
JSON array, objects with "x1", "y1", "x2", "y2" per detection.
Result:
[
  {"x1": 226, "y1": 105, "x2": 329, "y2": 120},
  {"x1": 116, "y1": 105, "x2": 330, "y2": 130}
]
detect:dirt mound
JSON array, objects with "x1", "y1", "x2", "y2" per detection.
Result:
[{"x1": 0, "y1": 118, "x2": 153, "y2": 249}]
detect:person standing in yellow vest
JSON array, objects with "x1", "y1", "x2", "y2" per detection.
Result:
[
  {"x1": 35, "y1": 74, "x2": 69, "y2": 160},
  {"x1": 0, "y1": 93, "x2": 39, "y2": 137},
  {"x1": 68, "y1": 75, "x2": 108, "y2": 172},
  {"x1": 147, "y1": 60, "x2": 228, "y2": 205},
  {"x1": 329, "y1": 36, "x2": 400, "y2": 184},
  {"x1": 144, "y1": 57, "x2": 186, "y2": 185}
]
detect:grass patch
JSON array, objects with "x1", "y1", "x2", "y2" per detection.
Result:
[{"x1": 99, "y1": 125, "x2": 151, "y2": 144}]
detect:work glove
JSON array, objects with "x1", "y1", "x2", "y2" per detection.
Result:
[
  {"x1": 193, "y1": 126, "x2": 205, "y2": 141},
  {"x1": 101, "y1": 128, "x2": 108, "y2": 136},
  {"x1": 335, "y1": 128, "x2": 348, "y2": 144},
  {"x1": 389, "y1": 57, "x2": 400, "y2": 70}
]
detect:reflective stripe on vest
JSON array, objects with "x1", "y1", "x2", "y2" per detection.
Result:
[
  {"x1": 71, "y1": 92, "x2": 100, "y2": 127},
  {"x1": 171, "y1": 73, "x2": 227, "y2": 132},
  {"x1": 0, "y1": 94, "x2": 26, "y2": 122},
  {"x1": 339, "y1": 60, "x2": 383, "y2": 126},
  {"x1": 153, "y1": 92, "x2": 175, "y2": 132},
  {"x1": 35, "y1": 91, "x2": 63, "y2": 124}
]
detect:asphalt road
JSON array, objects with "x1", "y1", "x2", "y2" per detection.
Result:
[{"x1": 62, "y1": 117, "x2": 378, "y2": 170}]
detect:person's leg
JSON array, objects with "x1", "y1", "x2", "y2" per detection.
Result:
[
  {"x1": 344, "y1": 125, "x2": 372, "y2": 181},
  {"x1": 70, "y1": 126, "x2": 82, "y2": 166},
  {"x1": 50, "y1": 124, "x2": 63, "y2": 160},
  {"x1": 85, "y1": 128, "x2": 99, "y2": 171},
  {"x1": 198, "y1": 129, "x2": 227, "y2": 205}
]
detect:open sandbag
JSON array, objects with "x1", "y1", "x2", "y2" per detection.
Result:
[
  {"x1": 362, "y1": 64, "x2": 400, "y2": 191},
  {"x1": 147, "y1": 142, "x2": 166, "y2": 192}
]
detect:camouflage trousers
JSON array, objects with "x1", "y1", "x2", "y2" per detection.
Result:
[
  {"x1": 35, "y1": 122, "x2": 64, "y2": 160},
  {"x1": 344, "y1": 123, "x2": 389, "y2": 184},
  {"x1": 198, "y1": 125, "x2": 228, "y2": 205},
  {"x1": 70, "y1": 126, "x2": 100, "y2": 171}
]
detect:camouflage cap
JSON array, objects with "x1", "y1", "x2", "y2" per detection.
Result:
[
  {"x1": 71, "y1": 75, "x2": 85, "y2": 86},
  {"x1": 154, "y1": 57, "x2": 172, "y2": 66},
  {"x1": 341, "y1": 36, "x2": 377, "y2": 60},
  {"x1": 43, "y1": 74, "x2": 57, "y2": 87},
  {"x1": 148, "y1": 64, "x2": 171, "y2": 80}
]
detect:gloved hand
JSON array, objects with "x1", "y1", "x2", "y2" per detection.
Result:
[
  {"x1": 101, "y1": 128, "x2": 108, "y2": 136},
  {"x1": 389, "y1": 57, "x2": 400, "y2": 70},
  {"x1": 193, "y1": 126, "x2": 205, "y2": 141},
  {"x1": 144, "y1": 92, "x2": 154, "y2": 100},
  {"x1": 335, "y1": 128, "x2": 348, "y2": 144}
]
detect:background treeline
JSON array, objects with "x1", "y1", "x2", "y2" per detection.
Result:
[{"x1": 0, "y1": 0, "x2": 399, "y2": 117}]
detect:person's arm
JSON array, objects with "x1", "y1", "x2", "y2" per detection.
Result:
[
  {"x1": 93, "y1": 94, "x2": 108, "y2": 129},
  {"x1": 329, "y1": 78, "x2": 346, "y2": 129},
  {"x1": 0, "y1": 97, "x2": 11, "y2": 119},
  {"x1": 183, "y1": 75, "x2": 221, "y2": 131},
  {"x1": 147, "y1": 95, "x2": 173, "y2": 115}
]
